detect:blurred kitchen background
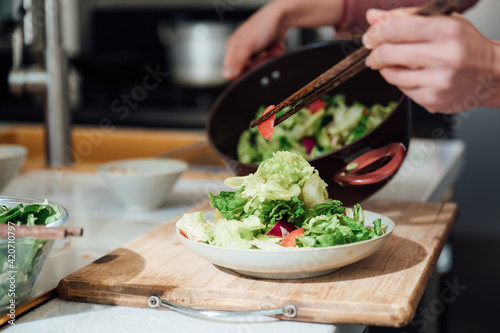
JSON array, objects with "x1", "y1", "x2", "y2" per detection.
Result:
[
  {"x1": 444, "y1": 1, "x2": 500, "y2": 332},
  {"x1": 0, "y1": 0, "x2": 499, "y2": 332}
]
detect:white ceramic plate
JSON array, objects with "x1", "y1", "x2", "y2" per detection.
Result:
[{"x1": 177, "y1": 211, "x2": 395, "y2": 279}]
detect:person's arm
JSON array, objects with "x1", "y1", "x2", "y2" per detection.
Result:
[
  {"x1": 363, "y1": 8, "x2": 500, "y2": 113},
  {"x1": 223, "y1": 0, "x2": 344, "y2": 80},
  {"x1": 223, "y1": 0, "x2": 480, "y2": 81},
  {"x1": 338, "y1": 0, "x2": 479, "y2": 33}
]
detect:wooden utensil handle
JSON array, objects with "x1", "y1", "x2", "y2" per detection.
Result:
[
  {"x1": 274, "y1": 56, "x2": 367, "y2": 126},
  {"x1": 0, "y1": 225, "x2": 83, "y2": 239},
  {"x1": 250, "y1": 0, "x2": 463, "y2": 128}
]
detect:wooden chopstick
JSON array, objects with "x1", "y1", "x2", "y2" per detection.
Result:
[
  {"x1": 275, "y1": 54, "x2": 368, "y2": 126},
  {"x1": 0, "y1": 225, "x2": 83, "y2": 239},
  {"x1": 250, "y1": 0, "x2": 462, "y2": 129}
]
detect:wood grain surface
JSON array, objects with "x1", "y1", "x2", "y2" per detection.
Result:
[{"x1": 57, "y1": 200, "x2": 457, "y2": 327}]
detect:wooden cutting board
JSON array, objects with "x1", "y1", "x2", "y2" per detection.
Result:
[{"x1": 57, "y1": 199, "x2": 457, "y2": 327}]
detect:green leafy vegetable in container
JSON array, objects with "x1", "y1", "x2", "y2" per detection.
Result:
[
  {"x1": 237, "y1": 94, "x2": 397, "y2": 164},
  {"x1": 177, "y1": 151, "x2": 384, "y2": 250},
  {"x1": 0, "y1": 199, "x2": 66, "y2": 314},
  {"x1": 0, "y1": 200, "x2": 64, "y2": 226}
]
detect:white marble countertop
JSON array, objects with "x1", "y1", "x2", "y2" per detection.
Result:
[{"x1": 0, "y1": 138, "x2": 465, "y2": 332}]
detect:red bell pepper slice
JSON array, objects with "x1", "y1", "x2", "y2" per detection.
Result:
[
  {"x1": 307, "y1": 99, "x2": 325, "y2": 114},
  {"x1": 179, "y1": 229, "x2": 188, "y2": 239},
  {"x1": 257, "y1": 105, "x2": 276, "y2": 140},
  {"x1": 280, "y1": 228, "x2": 305, "y2": 247}
]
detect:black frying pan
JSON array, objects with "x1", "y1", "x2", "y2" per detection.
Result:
[{"x1": 207, "y1": 41, "x2": 411, "y2": 206}]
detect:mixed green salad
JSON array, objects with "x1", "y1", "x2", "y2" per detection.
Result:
[
  {"x1": 237, "y1": 94, "x2": 397, "y2": 164},
  {"x1": 0, "y1": 200, "x2": 64, "y2": 225},
  {"x1": 176, "y1": 151, "x2": 384, "y2": 250},
  {"x1": 0, "y1": 200, "x2": 65, "y2": 312}
]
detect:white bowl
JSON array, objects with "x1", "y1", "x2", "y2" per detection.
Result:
[
  {"x1": 98, "y1": 158, "x2": 188, "y2": 212},
  {"x1": 177, "y1": 210, "x2": 395, "y2": 279},
  {"x1": 0, "y1": 144, "x2": 27, "y2": 192}
]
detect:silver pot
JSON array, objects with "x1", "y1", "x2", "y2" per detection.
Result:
[{"x1": 159, "y1": 21, "x2": 233, "y2": 88}]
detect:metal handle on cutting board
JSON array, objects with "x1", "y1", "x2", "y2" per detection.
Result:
[{"x1": 148, "y1": 296, "x2": 297, "y2": 319}]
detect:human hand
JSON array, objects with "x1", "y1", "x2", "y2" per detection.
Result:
[
  {"x1": 223, "y1": 0, "x2": 343, "y2": 81},
  {"x1": 222, "y1": 2, "x2": 287, "y2": 81},
  {"x1": 363, "y1": 8, "x2": 500, "y2": 113}
]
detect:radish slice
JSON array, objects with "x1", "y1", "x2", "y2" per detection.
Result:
[
  {"x1": 266, "y1": 220, "x2": 297, "y2": 237},
  {"x1": 301, "y1": 137, "x2": 316, "y2": 155}
]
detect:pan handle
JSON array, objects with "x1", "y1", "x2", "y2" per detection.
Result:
[
  {"x1": 148, "y1": 296, "x2": 297, "y2": 320},
  {"x1": 333, "y1": 142, "x2": 406, "y2": 186}
]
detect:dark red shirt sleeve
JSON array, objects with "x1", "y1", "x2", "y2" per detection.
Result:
[{"x1": 337, "y1": 0, "x2": 480, "y2": 33}]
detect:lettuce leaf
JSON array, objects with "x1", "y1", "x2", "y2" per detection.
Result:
[
  {"x1": 211, "y1": 215, "x2": 265, "y2": 249},
  {"x1": 300, "y1": 171, "x2": 330, "y2": 208},
  {"x1": 295, "y1": 205, "x2": 382, "y2": 247},
  {"x1": 0, "y1": 201, "x2": 63, "y2": 225},
  {"x1": 253, "y1": 196, "x2": 306, "y2": 228},
  {"x1": 175, "y1": 211, "x2": 214, "y2": 243},
  {"x1": 224, "y1": 152, "x2": 328, "y2": 207},
  {"x1": 209, "y1": 187, "x2": 249, "y2": 221}
]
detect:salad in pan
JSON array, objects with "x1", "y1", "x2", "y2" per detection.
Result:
[
  {"x1": 237, "y1": 94, "x2": 397, "y2": 164},
  {"x1": 176, "y1": 151, "x2": 384, "y2": 250}
]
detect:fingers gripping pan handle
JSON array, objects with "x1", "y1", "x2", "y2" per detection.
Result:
[{"x1": 333, "y1": 142, "x2": 406, "y2": 186}]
